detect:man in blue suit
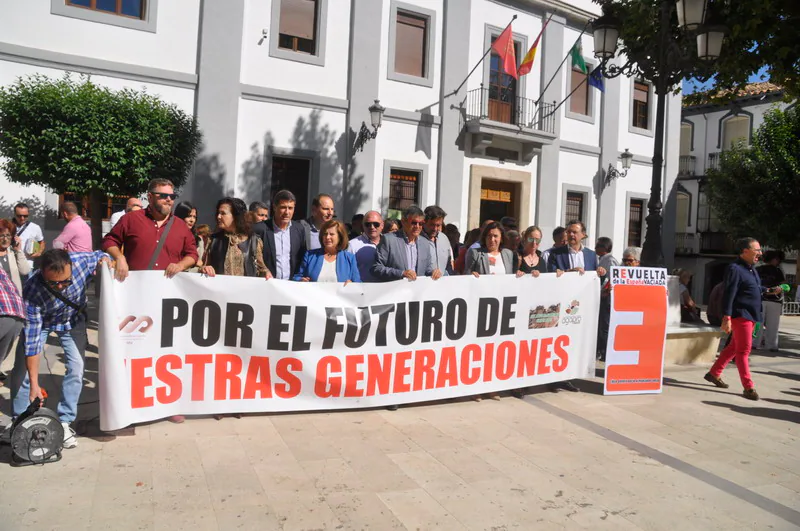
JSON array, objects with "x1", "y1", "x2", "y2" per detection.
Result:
[
  {"x1": 253, "y1": 190, "x2": 307, "y2": 280},
  {"x1": 372, "y1": 206, "x2": 442, "y2": 282},
  {"x1": 546, "y1": 220, "x2": 606, "y2": 393},
  {"x1": 547, "y1": 220, "x2": 606, "y2": 278}
]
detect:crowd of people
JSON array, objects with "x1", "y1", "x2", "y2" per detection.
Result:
[{"x1": 0, "y1": 177, "x2": 788, "y2": 447}]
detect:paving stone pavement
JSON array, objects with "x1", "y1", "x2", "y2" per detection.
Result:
[{"x1": 1, "y1": 306, "x2": 799, "y2": 530}]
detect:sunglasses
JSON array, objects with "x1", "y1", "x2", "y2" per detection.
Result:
[
  {"x1": 15, "y1": 214, "x2": 29, "y2": 219},
  {"x1": 152, "y1": 193, "x2": 178, "y2": 201},
  {"x1": 44, "y1": 278, "x2": 73, "y2": 288},
  {"x1": 364, "y1": 222, "x2": 381, "y2": 229},
  {"x1": 526, "y1": 237, "x2": 541, "y2": 244},
  {"x1": 622, "y1": 258, "x2": 638, "y2": 264},
  {"x1": 408, "y1": 221, "x2": 424, "y2": 227}
]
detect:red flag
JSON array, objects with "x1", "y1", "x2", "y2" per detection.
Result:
[{"x1": 492, "y1": 25, "x2": 518, "y2": 80}]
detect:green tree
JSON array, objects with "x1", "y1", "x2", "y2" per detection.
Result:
[
  {"x1": 0, "y1": 74, "x2": 202, "y2": 248},
  {"x1": 705, "y1": 105, "x2": 800, "y2": 275}
]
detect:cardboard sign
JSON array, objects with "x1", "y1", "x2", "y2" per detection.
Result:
[{"x1": 604, "y1": 266, "x2": 668, "y2": 395}]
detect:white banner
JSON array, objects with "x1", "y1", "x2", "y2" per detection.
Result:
[{"x1": 99, "y1": 268, "x2": 600, "y2": 430}]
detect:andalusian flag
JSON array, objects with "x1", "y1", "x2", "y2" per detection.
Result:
[
  {"x1": 570, "y1": 40, "x2": 587, "y2": 74},
  {"x1": 517, "y1": 19, "x2": 550, "y2": 77}
]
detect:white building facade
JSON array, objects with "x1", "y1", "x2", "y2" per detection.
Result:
[
  {"x1": 1, "y1": 0, "x2": 682, "y2": 262},
  {"x1": 674, "y1": 82, "x2": 796, "y2": 303}
]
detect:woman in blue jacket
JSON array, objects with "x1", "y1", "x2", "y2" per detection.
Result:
[{"x1": 294, "y1": 219, "x2": 361, "y2": 284}]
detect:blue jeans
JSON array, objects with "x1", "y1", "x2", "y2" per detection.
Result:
[{"x1": 11, "y1": 315, "x2": 87, "y2": 423}]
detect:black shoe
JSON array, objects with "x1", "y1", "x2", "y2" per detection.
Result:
[
  {"x1": 511, "y1": 389, "x2": 525, "y2": 399},
  {"x1": 387, "y1": 405, "x2": 399, "y2": 411},
  {"x1": 0, "y1": 371, "x2": 6, "y2": 381},
  {"x1": 704, "y1": 372, "x2": 729, "y2": 389},
  {"x1": 769, "y1": 348, "x2": 779, "y2": 352},
  {"x1": 743, "y1": 388, "x2": 760, "y2": 401},
  {"x1": 561, "y1": 381, "x2": 580, "y2": 392}
]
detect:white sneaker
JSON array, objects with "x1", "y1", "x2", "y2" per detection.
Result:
[{"x1": 61, "y1": 422, "x2": 78, "y2": 449}]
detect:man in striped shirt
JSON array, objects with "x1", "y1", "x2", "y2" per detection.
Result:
[{"x1": 6, "y1": 249, "x2": 109, "y2": 449}]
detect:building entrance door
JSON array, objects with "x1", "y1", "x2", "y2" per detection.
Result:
[
  {"x1": 270, "y1": 155, "x2": 310, "y2": 220},
  {"x1": 479, "y1": 179, "x2": 518, "y2": 225}
]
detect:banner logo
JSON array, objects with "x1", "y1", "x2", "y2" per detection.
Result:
[
  {"x1": 528, "y1": 304, "x2": 560, "y2": 329},
  {"x1": 119, "y1": 315, "x2": 154, "y2": 339},
  {"x1": 562, "y1": 300, "x2": 582, "y2": 325}
]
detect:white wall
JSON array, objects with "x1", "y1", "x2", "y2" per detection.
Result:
[
  {"x1": 2, "y1": 0, "x2": 200, "y2": 74},
  {"x1": 234, "y1": 98, "x2": 348, "y2": 208},
  {"x1": 240, "y1": 0, "x2": 350, "y2": 100}
]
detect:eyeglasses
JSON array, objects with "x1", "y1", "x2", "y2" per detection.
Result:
[
  {"x1": 44, "y1": 278, "x2": 73, "y2": 288},
  {"x1": 364, "y1": 222, "x2": 381, "y2": 229},
  {"x1": 750, "y1": 248, "x2": 762, "y2": 253},
  {"x1": 15, "y1": 214, "x2": 29, "y2": 219},
  {"x1": 408, "y1": 221, "x2": 424, "y2": 227},
  {"x1": 622, "y1": 258, "x2": 638, "y2": 264},
  {"x1": 0, "y1": 234, "x2": 11, "y2": 240},
  {"x1": 526, "y1": 237, "x2": 541, "y2": 244},
  {"x1": 152, "y1": 193, "x2": 178, "y2": 201}
]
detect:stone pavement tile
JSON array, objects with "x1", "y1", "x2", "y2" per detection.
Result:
[
  {"x1": 270, "y1": 414, "x2": 343, "y2": 462},
  {"x1": 325, "y1": 491, "x2": 407, "y2": 530},
  {"x1": 621, "y1": 501, "x2": 737, "y2": 531},
  {"x1": 566, "y1": 508, "x2": 644, "y2": 530},
  {"x1": 300, "y1": 457, "x2": 367, "y2": 494},
  {"x1": 328, "y1": 439, "x2": 419, "y2": 493},
  {"x1": 253, "y1": 458, "x2": 315, "y2": 493},
  {"x1": 679, "y1": 449, "x2": 800, "y2": 489},
  {"x1": 208, "y1": 494, "x2": 283, "y2": 530},
  {"x1": 607, "y1": 428, "x2": 704, "y2": 458},
  {"x1": 265, "y1": 489, "x2": 343, "y2": 531},
  {"x1": 237, "y1": 432, "x2": 296, "y2": 468},
  {"x1": 196, "y1": 436, "x2": 267, "y2": 503},
  {"x1": 388, "y1": 450, "x2": 468, "y2": 492},
  {"x1": 750, "y1": 483, "x2": 800, "y2": 512},
  {"x1": 383, "y1": 417, "x2": 466, "y2": 452},
  {"x1": 378, "y1": 488, "x2": 465, "y2": 530},
  {"x1": 463, "y1": 477, "x2": 571, "y2": 528},
  {"x1": 154, "y1": 506, "x2": 218, "y2": 531},
  {"x1": 648, "y1": 425, "x2": 727, "y2": 455},
  {"x1": 428, "y1": 446, "x2": 505, "y2": 484}
]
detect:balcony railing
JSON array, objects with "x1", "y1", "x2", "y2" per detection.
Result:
[
  {"x1": 707, "y1": 152, "x2": 721, "y2": 172},
  {"x1": 674, "y1": 232, "x2": 698, "y2": 254},
  {"x1": 465, "y1": 87, "x2": 556, "y2": 135},
  {"x1": 699, "y1": 231, "x2": 735, "y2": 254},
  {"x1": 678, "y1": 155, "x2": 696, "y2": 176}
]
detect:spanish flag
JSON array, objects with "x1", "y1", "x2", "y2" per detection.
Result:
[{"x1": 518, "y1": 19, "x2": 550, "y2": 77}]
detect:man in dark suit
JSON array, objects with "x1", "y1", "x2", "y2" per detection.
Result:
[
  {"x1": 546, "y1": 220, "x2": 606, "y2": 393},
  {"x1": 253, "y1": 190, "x2": 306, "y2": 280},
  {"x1": 372, "y1": 205, "x2": 442, "y2": 282}
]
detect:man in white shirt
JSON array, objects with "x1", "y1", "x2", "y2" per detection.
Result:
[
  {"x1": 109, "y1": 197, "x2": 143, "y2": 229},
  {"x1": 421, "y1": 205, "x2": 454, "y2": 276},
  {"x1": 12, "y1": 203, "x2": 45, "y2": 271},
  {"x1": 540, "y1": 226, "x2": 567, "y2": 266},
  {"x1": 347, "y1": 210, "x2": 383, "y2": 282}
]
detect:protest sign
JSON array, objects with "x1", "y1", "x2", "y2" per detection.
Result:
[
  {"x1": 99, "y1": 268, "x2": 600, "y2": 430},
  {"x1": 604, "y1": 266, "x2": 668, "y2": 395}
]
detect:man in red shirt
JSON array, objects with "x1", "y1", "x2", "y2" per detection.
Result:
[
  {"x1": 101, "y1": 178, "x2": 197, "y2": 424},
  {"x1": 102, "y1": 178, "x2": 198, "y2": 281}
]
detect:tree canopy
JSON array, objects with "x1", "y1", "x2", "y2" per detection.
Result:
[
  {"x1": 593, "y1": 0, "x2": 800, "y2": 99},
  {"x1": 0, "y1": 74, "x2": 201, "y2": 196},
  {"x1": 705, "y1": 105, "x2": 800, "y2": 251}
]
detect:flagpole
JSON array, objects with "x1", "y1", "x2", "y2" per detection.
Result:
[
  {"x1": 534, "y1": 21, "x2": 589, "y2": 106},
  {"x1": 452, "y1": 14, "x2": 517, "y2": 96},
  {"x1": 502, "y1": 11, "x2": 556, "y2": 100},
  {"x1": 540, "y1": 66, "x2": 595, "y2": 120}
]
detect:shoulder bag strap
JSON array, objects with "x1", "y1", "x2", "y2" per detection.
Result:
[
  {"x1": 42, "y1": 280, "x2": 87, "y2": 314},
  {"x1": 146, "y1": 216, "x2": 175, "y2": 271}
]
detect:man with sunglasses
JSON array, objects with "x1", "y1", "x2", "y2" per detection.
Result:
[
  {"x1": 347, "y1": 210, "x2": 384, "y2": 282},
  {"x1": 12, "y1": 202, "x2": 45, "y2": 271},
  {"x1": 102, "y1": 178, "x2": 198, "y2": 283},
  {"x1": 3, "y1": 249, "x2": 109, "y2": 449},
  {"x1": 372, "y1": 205, "x2": 440, "y2": 282}
]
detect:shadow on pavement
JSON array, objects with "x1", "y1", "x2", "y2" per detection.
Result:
[
  {"x1": 702, "y1": 400, "x2": 800, "y2": 424},
  {"x1": 782, "y1": 390, "x2": 800, "y2": 397},
  {"x1": 753, "y1": 371, "x2": 800, "y2": 383},
  {"x1": 663, "y1": 377, "x2": 737, "y2": 396},
  {"x1": 762, "y1": 397, "x2": 800, "y2": 409}
]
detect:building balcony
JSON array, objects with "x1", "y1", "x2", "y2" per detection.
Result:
[
  {"x1": 675, "y1": 232, "x2": 698, "y2": 255},
  {"x1": 707, "y1": 152, "x2": 721, "y2": 173},
  {"x1": 678, "y1": 155, "x2": 696, "y2": 177},
  {"x1": 699, "y1": 231, "x2": 735, "y2": 254},
  {"x1": 464, "y1": 86, "x2": 557, "y2": 163}
]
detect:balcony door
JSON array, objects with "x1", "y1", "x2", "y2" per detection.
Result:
[{"x1": 488, "y1": 38, "x2": 520, "y2": 124}]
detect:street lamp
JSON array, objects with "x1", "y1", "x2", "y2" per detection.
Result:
[
  {"x1": 676, "y1": 0, "x2": 708, "y2": 31},
  {"x1": 591, "y1": 0, "x2": 725, "y2": 266},
  {"x1": 354, "y1": 99, "x2": 386, "y2": 152},
  {"x1": 604, "y1": 148, "x2": 633, "y2": 189}
]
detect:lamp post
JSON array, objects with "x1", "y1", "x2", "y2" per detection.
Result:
[
  {"x1": 353, "y1": 99, "x2": 386, "y2": 152},
  {"x1": 592, "y1": 0, "x2": 724, "y2": 266}
]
